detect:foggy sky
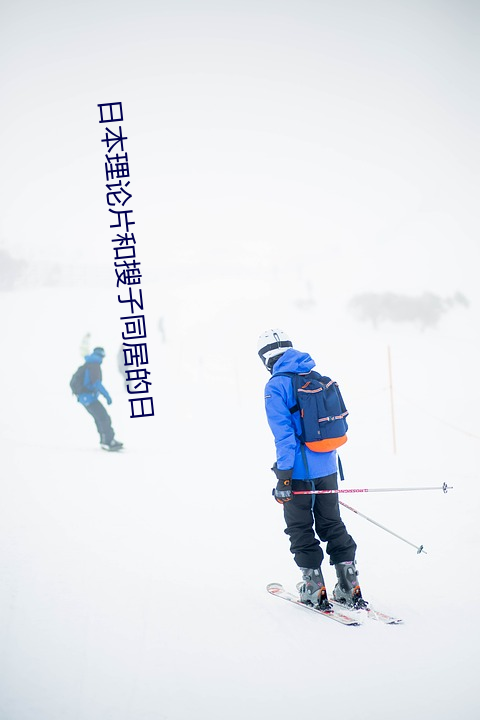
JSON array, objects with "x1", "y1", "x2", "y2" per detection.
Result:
[{"x1": 1, "y1": 0, "x2": 479, "y2": 298}]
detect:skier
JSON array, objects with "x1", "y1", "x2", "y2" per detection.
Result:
[
  {"x1": 258, "y1": 329, "x2": 366, "y2": 610},
  {"x1": 74, "y1": 346, "x2": 123, "y2": 451}
]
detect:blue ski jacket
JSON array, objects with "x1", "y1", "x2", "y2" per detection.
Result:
[
  {"x1": 77, "y1": 351, "x2": 112, "y2": 407},
  {"x1": 264, "y1": 348, "x2": 337, "y2": 480}
]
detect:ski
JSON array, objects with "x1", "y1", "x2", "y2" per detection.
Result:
[
  {"x1": 328, "y1": 598, "x2": 403, "y2": 625},
  {"x1": 267, "y1": 583, "x2": 361, "y2": 626}
]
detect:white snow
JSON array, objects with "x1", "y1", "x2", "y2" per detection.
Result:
[
  {"x1": 1, "y1": 281, "x2": 478, "y2": 720},
  {"x1": 1, "y1": 2, "x2": 479, "y2": 717}
]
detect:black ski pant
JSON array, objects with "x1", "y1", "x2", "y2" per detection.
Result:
[
  {"x1": 84, "y1": 400, "x2": 114, "y2": 445},
  {"x1": 283, "y1": 473, "x2": 356, "y2": 570}
]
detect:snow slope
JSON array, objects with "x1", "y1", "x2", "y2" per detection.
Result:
[
  {"x1": 1, "y1": 3, "x2": 479, "y2": 715},
  {"x1": 1, "y1": 280, "x2": 478, "y2": 720}
]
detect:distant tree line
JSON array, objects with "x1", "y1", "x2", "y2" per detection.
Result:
[{"x1": 348, "y1": 291, "x2": 469, "y2": 329}]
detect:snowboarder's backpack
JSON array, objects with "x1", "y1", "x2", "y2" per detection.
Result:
[
  {"x1": 70, "y1": 364, "x2": 87, "y2": 395},
  {"x1": 276, "y1": 371, "x2": 348, "y2": 452}
]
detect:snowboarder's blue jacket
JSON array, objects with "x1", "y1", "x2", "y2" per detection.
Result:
[
  {"x1": 264, "y1": 348, "x2": 337, "y2": 480},
  {"x1": 77, "y1": 351, "x2": 112, "y2": 407}
]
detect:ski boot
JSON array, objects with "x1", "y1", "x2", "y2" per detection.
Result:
[
  {"x1": 297, "y1": 568, "x2": 332, "y2": 611},
  {"x1": 333, "y1": 561, "x2": 368, "y2": 609}
]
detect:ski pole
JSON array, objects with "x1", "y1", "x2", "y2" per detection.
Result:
[
  {"x1": 338, "y1": 499, "x2": 427, "y2": 554},
  {"x1": 292, "y1": 482, "x2": 452, "y2": 496}
]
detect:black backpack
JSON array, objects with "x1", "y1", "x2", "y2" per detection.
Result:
[{"x1": 70, "y1": 364, "x2": 87, "y2": 395}]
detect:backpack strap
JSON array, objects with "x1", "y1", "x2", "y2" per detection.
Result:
[
  {"x1": 274, "y1": 373, "x2": 312, "y2": 482},
  {"x1": 273, "y1": 371, "x2": 309, "y2": 415}
]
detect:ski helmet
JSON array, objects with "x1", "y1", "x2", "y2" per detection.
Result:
[
  {"x1": 257, "y1": 329, "x2": 292, "y2": 370},
  {"x1": 93, "y1": 346, "x2": 106, "y2": 358}
]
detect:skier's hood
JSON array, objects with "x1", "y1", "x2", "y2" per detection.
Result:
[
  {"x1": 84, "y1": 351, "x2": 104, "y2": 364},
  {"x1": 271, "y1": 348, "x2": 315, "y2": 375}
]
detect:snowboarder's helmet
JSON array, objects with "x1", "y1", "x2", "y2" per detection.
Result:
[
  {"x1": 257, "y1": 329, "x2": 292, "y2": 370},
  {"x1": 93, "y1": 347, "x2": 106, "y2": 358}
]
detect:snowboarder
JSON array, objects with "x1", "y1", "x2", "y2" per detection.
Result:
[
  {"x1": 258, "y1": 328, "x2": 366, "y2": 610},
  {"x1": 73, "y1": 346, "x2": 123, "y2": 451}
]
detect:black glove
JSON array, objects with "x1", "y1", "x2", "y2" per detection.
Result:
[{"x1": 271, "y1": 464, "x2": 293, "y2": 504}]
